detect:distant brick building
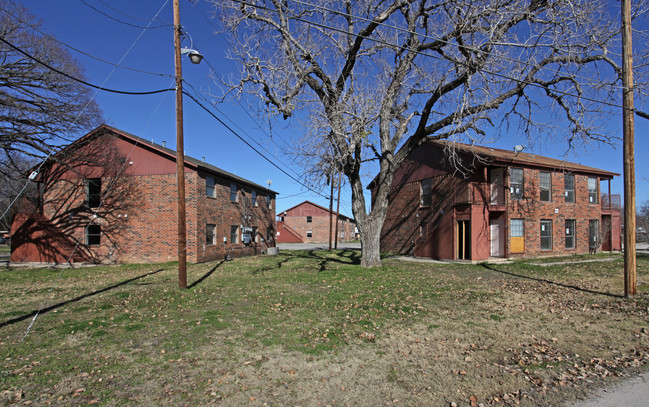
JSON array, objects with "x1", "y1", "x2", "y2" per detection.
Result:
[
  {"x1": 11, "y1": 125, "x2": 277, "y2": 264},
  {"x1": 277, "y1": 201, "x2": 356, "y2": 244},
  {"x1": 373, "y1": 141, "x2": 621, "y2": 261}
]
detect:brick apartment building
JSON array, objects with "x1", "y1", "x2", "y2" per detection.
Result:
[
  {"x1": 10, "y1": 125, "x2": 277, "y2": 264},
  {"x1": 374, "y1": 140, "x2": 621, "y2": 261},
  {"x1": 277, "y1": 201, "x2": 356, "y2": 244}
]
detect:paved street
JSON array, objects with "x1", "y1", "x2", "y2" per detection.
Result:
[
  {"x1": 571, "y1": 371, "x2": 649, "y2": 407},
  {"x1": 277, "y1": 242, "x2": 361, "y2": 251}
]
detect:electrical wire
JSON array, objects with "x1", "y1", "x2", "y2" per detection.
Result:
[
  {"x1": 0, "y1": 3, "x2": 173, "y2": 78},
  {"x1": 79, "y1": 0, "x2": 171, "y2": 30},
  {"x1": 230, "y1": 0, "x2": 649, "y2": 116},
  {"x1": 182, "y1": 87, "x2": 330, "y2": 200},
  {"x1": 0, "y1": 37, "x2": 174, "y2": 95}
]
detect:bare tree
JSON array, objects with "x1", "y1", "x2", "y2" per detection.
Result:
[
  {"x1": 0, "y1": 0, "x2": 102, "y2": 166},
  {"x1": 212, "y1": 0, "x2": 648, "y2": 266}
]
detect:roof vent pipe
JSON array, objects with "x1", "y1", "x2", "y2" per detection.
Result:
[
  {"x1": 202, "y1": 157, "x2": 205, "y2": 162},
  {"x1": 162, "y1": 141, "x2": 166, "y2": 147}
]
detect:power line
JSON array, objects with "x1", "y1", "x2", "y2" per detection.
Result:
[
  {"x1": 79, "y1": 0, "x2": 171, "y2": 30},
  {"x1": 288, "y1": 0, "x2": 631, "y2": 94},
  {"x1": 0, "y1": 4, "x2": 174, "y2": 78},
  {"x1": 230, "y1": 0, "x2": 649, "y2": 116},
  {"x1": 0, "y1": 37, "x2": 175, "y2": 95},
  {"x1": 182, "y1": 88, "x2": 330, "y2": 200}
]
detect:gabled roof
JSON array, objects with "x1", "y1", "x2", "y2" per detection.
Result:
[
  {"x1": 75, "y1": 124, "x2": 278, "y2": 195},
  {"x1": 430, "y1": 140, "x2": 619, "y2": 179},
  {"x1": 279, "y1": 200, "x2": 355, "y2": 222}
]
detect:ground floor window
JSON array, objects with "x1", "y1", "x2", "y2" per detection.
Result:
[
  {"x1": 565, "y1": 219, "x2": 576, "y2": 249},
  {"x1": 510, "y1": 219, "x2": 525, "y2": 253},
  {"x1": 306, "y1": 230, "x2": 313, "y2": 238},
  {"x1": 230, "y1": 225, "x2": 239, "y2": 244},
  {"x1": 206, "y1": 224, "x2": 216, "y2": 245},
  {"x1": 86, "y1": 224, "x2": 101, "y2": 246},
  {"x1": 252, "y1": 226, "x2": 258, "y2": 243},
  {"x1": 540, "y1": 220, "x2": 552, "y2": 250}
]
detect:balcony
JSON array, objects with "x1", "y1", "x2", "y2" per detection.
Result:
[{"x1": 601, "y1": 194, "x2": 621, "y2": 212}]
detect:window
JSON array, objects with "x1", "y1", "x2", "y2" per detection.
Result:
[
  {"x1": 266, "y1": 194, "x2": 271, "y2": 206},
  {"x1": 539, "y1": 172, "x2": 551, "y2": 202},
  {"x1": 306, "y1": 230, "x2": 313, "y2": 238},
  {"x1": 510, "y1": 168, "x2": 524, "y2": 200},
  {"x1": 252, "y1": 190, "x2": 257, "y2": 206},
  {"x1": 206, "y1": 224, "x2": 216, "y2": 245},
  {"x1": 252, "y1": 226, "x2": 258, "y2": 243},
  {"x1": 420, "y1": 178, "x2": 432, "y2": 207},
  {"x1": 564, "y1": 174, "x2": 575, "y2": 203},
  {"x1": 86, "y1": 178, "x2": 101, "y2": 208},
  {"x1": 565, "y1": 219, "x2": 576, "y2": 249},
  {"x1": 540, "y1": 220, "x2": 553, "y2": 250},
  {"x1": 86, "y1": 224, "x2": 101, "y2": 245},
  {"x1": 230, "y1": 225, "x2": 239, "y2": 244},
  {"x1": 206, "y1": 176, "x2": 215, "y2": 197},
  {"x1": 230, "y1": 184, "x2": 238, "y2": 202},
  {"x1": 588, "y1": 177, "x2": 598, "y2": 203},
  {"x1": 306, "y1": 216, "x2": 312, "y2": 223},
  {"x1": 510, "y1": 219, "x2": 525, "y2": 253}
]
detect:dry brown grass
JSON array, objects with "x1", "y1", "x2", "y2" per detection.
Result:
[{"x1": 1, "y1": 251, "x2": 648, "y2": 406}]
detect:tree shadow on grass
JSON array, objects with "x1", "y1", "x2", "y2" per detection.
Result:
[
  {"x1": 189, "y1": 260, "x2": 225, "y2": 288},
  {"x1": 249, "y1": 249, "x2": 362, "y2": 275},
  {"x1": 480, "y1": 263, "x2": 624, "y2": 299},
  {"x1": 0, "y1": 268, "x2": 164, "y2": 329}
]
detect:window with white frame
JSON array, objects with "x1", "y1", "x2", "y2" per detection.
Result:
[
  {"x1": 587, "y1": 177, "x2": 598, "y2": 203},
  {"x1": 510, "y1": 168, "x2": 524, "y2": 200},
  {"x1": 86, "y1": 224, "x2": 101, "y2": 245},
  {"x1": 565, "y1": 219, "x2": 576, "y2": 249},
  {"x1": 230, "y1": 225, "x2": 239, "y2": 244},
  {"x1": 206, "y1": 176, "x2": 215, "y2": 197},
  {"x1": 539, "y1": 172, "x2": 551, "y2": 202},
  {"x1": 206, "y1": 224, "x2": 216, "y2": 245},
  {"x1": 564, "y1": 174, "x2": 575, "y2": 203},
  {"x1": 540, "y1": 220, "x2": 553, "y2": 250},
  {"x1": 420, "y1": 178, "x2": 432, "y2": 207},
  {"x1": 306, "y1": 216, "x2": 312, "y2": 223},
  {"x1": 230, "y1": 184, "x2": 238, "y2": 202},
  {"x1": 306, "y1": 230, "x2": 313, "y2": 238},
  {"x1": 252, "y1": 190, "x2": 257, "y2": 206}
]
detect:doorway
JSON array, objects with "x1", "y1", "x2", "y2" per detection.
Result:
[
  {"x1": 589, "y1": 219, "x2": 600, "y2": 252},
  {"x1": 490, "y1": 219, "x2": 504, "y2": 257},
  {"x1": 457, "y1": 220, "x2": 471, "y2": 260}
]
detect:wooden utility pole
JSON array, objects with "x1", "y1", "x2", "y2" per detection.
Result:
[
  {"x1": 328, "y1": 173, "x2": 334, "y2": 251},
  {"x1": 622, "y1": 0, "x2": 637, "y2": 297},
  {"x1": 334, "y1": 170, "x2": 342, "y2": 250},
  {"x1": 173, "y1": 0, "x2": 187, "y2": 289}
]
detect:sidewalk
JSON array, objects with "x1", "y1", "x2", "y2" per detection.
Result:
[{"x1": 571, "y1": 371, "x2": 649, "y2": 407}]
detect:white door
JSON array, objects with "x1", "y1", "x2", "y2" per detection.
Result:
[
  {"x1": 490, "y1": 220, "x2": 502, "y2": 257},
  {"x1": 490, "y1": 168, "x2": 504, "y2": 205}
]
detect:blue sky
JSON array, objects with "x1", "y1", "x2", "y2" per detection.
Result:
[{"x1": 19, "y1": 0, "x2": 649, "y2": 216}]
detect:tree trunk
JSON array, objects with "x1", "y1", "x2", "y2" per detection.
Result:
[{"x1": 359, "y1": 216, "x2": 382, "y2": 267}]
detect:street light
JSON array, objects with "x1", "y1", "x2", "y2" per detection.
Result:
[{"x1": 173, "y1": 0, "x2": 202, "y2": 289}]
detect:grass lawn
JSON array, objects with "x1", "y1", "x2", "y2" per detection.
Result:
[
  {"x1": 1, "y1": 250, "x2": 648, "y2": 406},
  {"x1": 0, "y1": 245, "x2": 9, "y2": 255}
]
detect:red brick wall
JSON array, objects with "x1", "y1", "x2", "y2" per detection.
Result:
[
  {"x1": 281, "y1": 202, "x2": 356, "y2": 243},
  {"x1": 506, "y1": 169, "x2": 604, "y2": 258},
  {"x1": 378, "y1": 149, "x2": 617, "y2": 260}
]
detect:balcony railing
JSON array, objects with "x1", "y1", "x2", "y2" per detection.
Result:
[{"x1": 601, "y1": 194, "x2": 621, "y2": 211}]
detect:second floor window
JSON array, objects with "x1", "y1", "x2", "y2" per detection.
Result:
[
  {"x1": 306, "y1": 216, "x2": 312, "y2": 223},
  {"x1": 86, "y1": 178, "x2": 101, "y2": 208},
  {"x1": 206, "y1": 176, "x2": 215, "y2": 197},
  {"x1": 588, "y1": 177, "x2": 598, "y2": 204},
  {"x1": 252, "y1": 190, "x2": 257, "y2": 206},
  {"x1": 564, "y1": 174, "x2": 575, "y2": 203},
  {"x1": 539, "y1": 172, "x2": 551, "y2": 202},
  {"x1": 420, "y1": 178, "x2": 432, "y2": 207},
  {"x1": 230, "y1": 184, "x2": 238, "y2": 202},
  {"x1": 510, "y1": 168, "x2": 524, "y2": 200}
]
